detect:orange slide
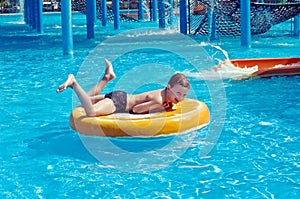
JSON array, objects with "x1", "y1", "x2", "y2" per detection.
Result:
[{"x1": 230, "y1": 58, "x2": 300, "y2": 77}]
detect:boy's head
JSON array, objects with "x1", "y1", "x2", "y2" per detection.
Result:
[
  {"x1": 168, "y1": 73, "x2": 190, "y2": 89},
  {"x1": 166, "y1": 73, "x2": 190, "y2": 103}
]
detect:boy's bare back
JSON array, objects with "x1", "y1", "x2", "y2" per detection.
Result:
[{"x1": 127, "y1": 89, "x2": 165, "y2": 114}]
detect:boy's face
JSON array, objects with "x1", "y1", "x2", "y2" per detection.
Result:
[{"x1": 167, "y1": 84, "x2": 190, "y2": 104}]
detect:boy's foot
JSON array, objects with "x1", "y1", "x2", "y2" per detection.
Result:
[
  {"x1": 104, "y1": 59, "x2": 116, "y2": 81},
  {"x1": 56, "y1": 74, "x2": 75, "y2": 93}
]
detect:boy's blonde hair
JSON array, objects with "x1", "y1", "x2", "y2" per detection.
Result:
[{"x1": 168, "y1": 73, "x2": 190, "y2": 88}]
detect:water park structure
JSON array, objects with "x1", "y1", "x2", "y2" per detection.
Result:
[{"x1": 20, "y1": 0, "x2": 300, "y2": 54}]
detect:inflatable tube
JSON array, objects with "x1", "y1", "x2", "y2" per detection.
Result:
[
  {"x1": 231, "y1": 57, "x2": 300, "y2": 77},
  {"x1": 70, "y1": 98, "x2": 210, "y2": 137}
]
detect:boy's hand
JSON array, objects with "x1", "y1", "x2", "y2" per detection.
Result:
[{"x1": 163, "y1": 102, "x2": 173, "y2": 111}]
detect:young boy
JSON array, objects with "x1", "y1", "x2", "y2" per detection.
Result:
[{"x1": 57, "y1": 59, "x2": 190, "y2": 116}]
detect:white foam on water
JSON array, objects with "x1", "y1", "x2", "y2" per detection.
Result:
[
  {"x1": 273, "y1": 62, "x2": 300, "y2": 68},
  {"x1": 184, "y1": 59, "x2": 258, "y2": 80}
]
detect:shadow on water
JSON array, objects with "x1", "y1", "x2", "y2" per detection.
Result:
[
  {"x1": 26, "y1": 121, "x2": 175, "y2": 162},
  {"x1": 26, "y1": 125, "x2": 98, "y2": 162},
  {"x1": 109, "y1": 135, "x2": 174, "y2": 152}
]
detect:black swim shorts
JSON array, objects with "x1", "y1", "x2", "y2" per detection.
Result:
[{"x1": 104, "y1": 90, "x2": 127, "y2": 112}]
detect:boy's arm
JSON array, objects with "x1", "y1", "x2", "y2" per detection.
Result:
[
  {"x1": 132, "y1": 101, "x2": 174, "y2": 114},
  {"x1": 131, "y1": 91, "x2": 174, "y2": 114},
  {"x1": 132, "y1": 101, "x2": 164, "y2": 114}
]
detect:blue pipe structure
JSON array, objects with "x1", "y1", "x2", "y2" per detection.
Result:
[
  {"x1": 34, "y1": 0, "x2": 38, "y2": 30},
  {"x1": 240, "y1": 0, "x2": 251, "y2": 48},
  {"x1": 168, "y1": 0, "x2": 173, "y2": 25},
  {"x1": 28, "y1": 0, "x2": 33, "y2": 27},
  {"x1": 294, "y1": 14, "x2": 300, "y2": 37},
  {"x1": 112, "y1": 0, "x2": 120, "y2": 30},
  {"x1": 30, "y1": 0, "x2": 36, "y2": 29},
  {"x1": 151, "y1": 0, "x2": 158, "y2": 22},
  {"x1": 37, "y1": 0, "x2": 43, "y2": 34},
  {"x1": 24, "y1": 0, "x2": 29, "y2": 24},
  {"x1": 138, "y1": 0, "x2": 145, "y2": 21},
  {"x1": 86, "y1": 0, "x2": 96, "y2": 39},
  {"x1": 24, "y1": 0, "x2": 43, "y2": 33},
  {"x1": 208, "y1": 6, "x2": 217, "y2": 40},
  {"x1": 158, "y1": 0, "x2": 166, "y2": 28},
  {"x1": 101, "y1": 0, "x2": 107, "y2": 26},
  {"x1": 26, "y1": 0, "x2": 30, "y2": 26},
  {"x1": 61, "y1": 0, "x2": 74, "y2": 55},
  {"x1": 179, "y1": 0, "x2": 187, "y2": 34}
]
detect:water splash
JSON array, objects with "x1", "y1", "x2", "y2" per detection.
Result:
[
  {"x1": 163, "y1": 0, "x2": 173, "y2": 25},
  {"x1": 273, "y1": 62, "x2": 300, "y2": 68},
  {"x1": 186, "y1": 43, "x2": 258, "y2": 80},
  {"x1": 184, "y1": 59, "x2": 258, "y2": 81},
  {"x1": 199, "y1": 42, "x2": 230, "y2": 61},
  {"x1": 142, "y1": 0, "x2": 151, "y2": 21}
]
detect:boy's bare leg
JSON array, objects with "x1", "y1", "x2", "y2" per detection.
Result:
[
  {"x1": 87, "y1": 59, "x2": 116, "y2": 97},
  {"x1": 56, "y1": 74, "x2": 97, "y2": 116}
]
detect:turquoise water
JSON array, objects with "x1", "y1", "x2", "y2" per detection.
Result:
[{"x1": 1, "y1": 13, "x2": 300, "y2": 198}]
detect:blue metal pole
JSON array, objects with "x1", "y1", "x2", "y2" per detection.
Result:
[
  {"x1": 28, "y1": 0, "x2": 33, "y2": 27},
  {"x1": 138, "y1": 0, "x2": 144, "y2": 21},
  {"x1": 32, "y1": 0, "x2": 36, "y2": 28},
  {"x1": 179, "y1": 0, "x2": 187, "y2": 34},
  {"x1": 101, "y1": 0, "x2": 107, "y2": 26},
  {"x1": 27, "y1": 0, "x2": 30, "y2": 26},
  {"x1": 32, "y1": 0, "x2": 37, "y2": 30},
  {"x1": 112, "y1": 0, "x2": 120, "y2": 30},
  {"x1": 240, "y1": 0, "x2": 251, "y2": 48},
  {"x1": 24, "y1": 0, "x2": 28, "y2": 24},
  {"x1": 158, "y1": 0, "x2": 166, "y2": 28},
  {"x1": 37, "y1": 0, "x2": 43, "y2": 34},
  {"x1": 61, "y1": 0, "x2": 74, "y2": 55},
  {"x1": 208, "y1": 7, "x2": 217, "y2": 40},
  {"x1": 294, "y1": 14, "x2": 300, "y2": 37},
  {"x1": 151, "y1": 0, "x2": 158, "y2": 22},
  {"x1": 168, "y1": 0, "x2": 173, "y2": 25},
  {"x1": 86, "y1": 0, "x2": 96, "y2": 39},
  {"x1": 29, "y1": 0, "x2": 34, "y2": 28}
]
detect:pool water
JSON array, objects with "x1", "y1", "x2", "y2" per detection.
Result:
[{"x1": 1, "y1": 13, "x2": 300, "y2": 198}]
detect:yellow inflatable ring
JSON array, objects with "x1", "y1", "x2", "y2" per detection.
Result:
[{"x1": 70, "y1": 98, "x2": 210, "y2": 137}]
